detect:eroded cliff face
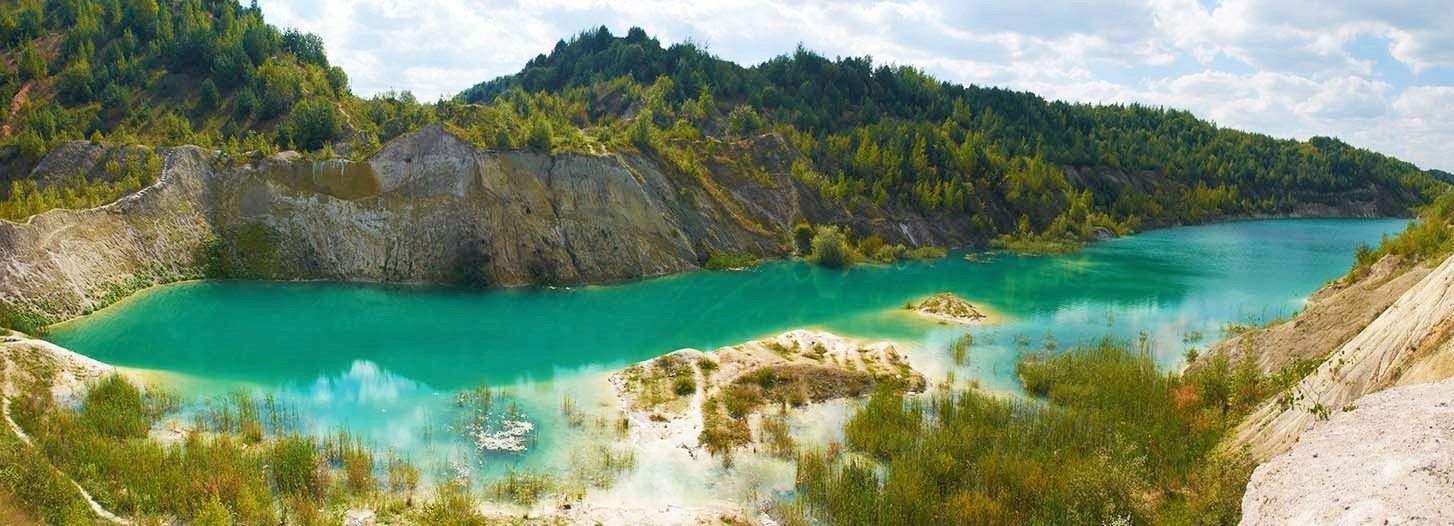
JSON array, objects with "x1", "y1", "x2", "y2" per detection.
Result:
[
  {"x1": 1178, "y1": 251, "x2": 1454, "y2": 524},
  {"x1": 0, "y1": 125, "x2": 976, "y2": 323},
  {"x1": 1240, "y1": 378, "x2": 1454, "y2": 525},
  {"x1": 1225, "y1": 253, "x2": 1454, "y2": 460},
  {"x1": 0, "y1": 145, "x2": 215, "y2": 322}
]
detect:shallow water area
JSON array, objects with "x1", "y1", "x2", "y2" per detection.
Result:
[{"x1": 46, "y1": 218, "x2": 1407, "y2": 485}]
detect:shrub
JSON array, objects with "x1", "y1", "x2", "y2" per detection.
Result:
[
  {"x1": 17, "y1": 43, "x2": 44, "y2": 81},
  {"x1": 198, "y1": 79, "x2": 221, "y2": 114},
  {"x1": 792, "y1": 223, "x2": 815, "y2": 255},
  {"x1": 873, "y1": 244, "x2": 907, "y2": 263},
  {"x1": 726, "y1": 105, "x2": 763, "y2": 137},
  {"x1": 904, "y1": 246, "x2": 946, "y2": 260},
  {"x1": 672, "y1": 376, "x2": 696, "y2": 396},
  {"x1": 193, "y1": 496, "x2": 233, "y2": 526},
  {"x1": 233, "y1": 87, "x2": 259, "y2": 121},
  {"x1": 419, "y1": 481, "x2": 489, "y2": 525},
  {"x1": 387, "y1": 454, "x2": 420, "y2": 494},
  {"x1": 808, "y1": 226, "x2": 853, "y2": 268},
  {"x1": 525, "y1": 115, "x2": 552, "y2": 151},
  {"x1": 279, "y1": 98, "x2": 340, "y2": 151},
  {"x1": 325, "y1": 433, "x2": 375, "y2": 496},
  {"x1": 856, "y1": 234, "x2": 885, "y2": 260},
  {"x1": 56, "y1": 60, "x2": 94, "y2": 104},
  {"x1": 487, "y1": 470, "x2": 554, "y2": 506}
]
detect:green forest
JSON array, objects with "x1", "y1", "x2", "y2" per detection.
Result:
[{"x1": 0, "y1": 1, "x2": 1445, "y2": 247}]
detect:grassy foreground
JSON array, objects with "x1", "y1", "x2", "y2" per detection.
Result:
[
  {"x1": 0, "y1": 366, "x2": 519, "y2": 526},
  {"x1": 781, "y1": 340, "x2": 1310, "y2": 526}
]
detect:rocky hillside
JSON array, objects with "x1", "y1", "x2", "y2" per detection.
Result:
[
  {"x1": 1240, "y1": 378, "x2": 1454, "y2": 525},
  {"x1": 1226, "y1": 252, "x2": 1454, "y2": 460},
  {"x1": 4, "y1": 1, "x2": 1443, "y2": 271},
  {"x1": 1196, "y1": 245, "x2": 1454, "y2": 524},
  {"x1": 0, "y1": 125, "x2": 983, "y2": 325}
]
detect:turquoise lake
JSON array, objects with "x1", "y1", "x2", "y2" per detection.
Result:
[{"x1": 45, "y1": 218, "x2": 1407, "y2": 478}]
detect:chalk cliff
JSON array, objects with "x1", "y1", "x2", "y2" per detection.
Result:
[{"x1": 0, "y1": 125, "x2": 975, "y2": 323}]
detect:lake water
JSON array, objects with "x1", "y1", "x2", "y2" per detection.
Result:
[{"x1": 46, "y1": 218, "x2": 1406, "y2": 481}]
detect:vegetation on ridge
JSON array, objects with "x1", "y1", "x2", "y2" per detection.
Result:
[
  {"x1": 1352, "y1": 189, "x2": 1454, "y2": 275},
  {"x1": 463, "y1": 27, "x2": 1443, "y2": 231},
  {"x1": 0, "y1": 3, "x2": 1443, "y2": 249}
]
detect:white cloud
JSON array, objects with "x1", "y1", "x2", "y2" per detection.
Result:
[{"x1": 257, "y1": 0, "x2": 1454, "y2": 171}]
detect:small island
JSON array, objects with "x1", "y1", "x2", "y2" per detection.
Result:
[
  {"x1": 611, "y1": 330, "x2": 925, "y2": 461},
  {"x1": 906, "y1": 292, "x2": 990, "y2": 325}
]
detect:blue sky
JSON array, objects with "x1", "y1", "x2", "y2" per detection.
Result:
[{"x1": 257, "y1": 0, "x2": 1454, "y2": 171}]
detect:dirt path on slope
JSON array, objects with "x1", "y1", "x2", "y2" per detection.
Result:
[{"x1": 1, "y1": 83, "x2": 32, "y2": 139}]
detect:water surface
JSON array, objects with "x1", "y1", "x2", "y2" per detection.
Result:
[{"x1": 47, "y1": 218, "x2": 1406, "y2": 477}]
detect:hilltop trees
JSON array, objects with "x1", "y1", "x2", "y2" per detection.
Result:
[
  {"x1": 0, "y1": 0, "x2": 345, "y2": 154},
  {"x1": 462, "y1": 27, "x2": 1442, "y2": 232},
  {"x1": 0, "y1": 10, "x2": 1442, "y2": 241},
  {"x1": 278, "y1": 98, "x2": 339, "y2": 151}
]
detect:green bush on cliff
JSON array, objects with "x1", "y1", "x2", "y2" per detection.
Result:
[
  {"x1": 807, "y1": 226, "x2": 856, "y2": 268},
  {"x1": 800, "y1": 224, "x2": 945, "y2": 266},
  {"x1": 278, "y1": 98, "x2": 342, "y2": 152},
  {"x1": 792, "y1": 223, "x2": 815, "y2": 256},
  {"x1": 1353, "y1": 189, "x2": 1454, "y2": 274},
  {"x1": 903, "y1": 246, "x2": 947, "y2": 260},
  {"x1": 0, "y1": 151, "x2": 161, "y2": 221}
]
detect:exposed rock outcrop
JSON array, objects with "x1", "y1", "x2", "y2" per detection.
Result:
[
  {"x1": 1240, "y1": 379, "x2": 1454, "y2": 526},
  {"x1": 0, "y1": 146, "x2": 215, "y2": 323},
  {"x1": 0, "y1": 126, "x2": 978, "y2": 323},
  {"x1": 1, "y1": 332, "x2": 113, "y2": 404},
  {"x1": 612, "y1": 330, "x2": 925, "y2": 455},
  {"x1": 1225, "y1": 253, "x2": 1454, "y2": 460}
]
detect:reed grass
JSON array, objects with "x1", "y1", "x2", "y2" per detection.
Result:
[{"x1": 793, "y1": 340, "x2": 1258, "y2": 525}]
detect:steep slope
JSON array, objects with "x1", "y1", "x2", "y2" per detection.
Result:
[
  {"x1": 1210, "y1": 254, "x2": 1436, "y2": 374},
  {"x1": 1179, "y1": 192, "x2": 1454, "y2": 523},
  {"x1": 3, "y1": 2, "x2": 1442, "y2": 257},
  {"x1": 463, "y1": 27, "x2": 1441, "y2": 234},
  {"x1": 1211, "y1": 189, "x2": 1454, "y2": 460},
  {"x1": 1229, "y1": 252, "x2": 1454, "y2": 459},
  {"x1": 0, "y1": 125, "x2": 983, "y2": 325},
  {"x1": 0, "y1": 142, "x2": 213, "y2": 327},
  {"x1": 1240, "y1": 378, "x2": 1454, "y2": 525}
]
